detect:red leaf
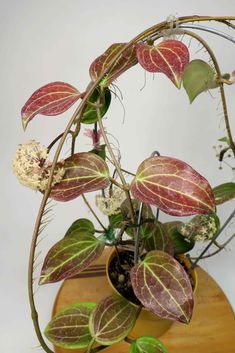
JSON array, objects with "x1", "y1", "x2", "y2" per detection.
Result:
[
  {"x1": 50, "y1": 152, "x2": 110, "y2": 202},
  {"x1": 131, "y1": 156, "x2": 215, "y2": 216},
  {"x1": 130, "y1": 250, "x2": 194, "y2": 323},
  {"x1": 21, "y1": 82, "x2": 82, "y2": 130},
  {"x1": 89, "y1": 43, "x2": 137, "y2": 87},
  {"x1": 136, "y1": 40, "x2": 189, "y2": 88}
]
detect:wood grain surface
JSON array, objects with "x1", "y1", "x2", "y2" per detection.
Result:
[{"x1": 52, "y1": 249, "x2": 235, "y2": 353}]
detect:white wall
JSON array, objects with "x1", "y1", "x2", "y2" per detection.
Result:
[{"x1": 1, "y1": 1, "x2": 235, "y2": 352}]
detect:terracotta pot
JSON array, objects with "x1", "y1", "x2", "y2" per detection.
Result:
[{"x1": 106, "y1": 248, "x2": 197, "y2": 339}]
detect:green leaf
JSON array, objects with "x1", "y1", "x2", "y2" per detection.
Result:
[
  {"x1": 183, "y1": 59, "x2": 218, "y2": 103},
  {"x1": 81, "y1": 87, "x2": 111, "y2": 124},
  {"x1": 145, "y1": 221, "x2": 174, "y2": 255},
  {"x1": 89, "y1": 295, "x2": 137, "y2": 345},
  {"x1": 65, "y1": 218, "x2": 95, "y2": 237},
  {"x1": 39, "y1": 231, "x2": 105, "y2": 284},
  {"x1": 129, "y1": 336, "x2": 169, "y2": 353},
  {"x1": 44, "y1": 302, "x2": 96, "y2": 349},
  {"x1": 131, "y1": 250, "x2": 194, "y2": 323},
  {"x1": 90, "y1": 144, "x2": 106, "y2": 160},
  {"x1": 213, "y1": 182, "x2": 235, "y2": 205},
  {"x1": 163, "y1": 222, "x2": 195, "y2": 254},
  {"x1": 109, "y1": 212, "x2": 124, "y2": 229},
  {"x1": 177, "y1": 213, "x2": 220, "y2": 241},
  {"x1": 218, "y1": 136, "x2": 230, "y2": 145}
]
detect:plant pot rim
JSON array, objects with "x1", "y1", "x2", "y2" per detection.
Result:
[{"x1": 106, "y1": 247, "x2": 198, "y2": 309}]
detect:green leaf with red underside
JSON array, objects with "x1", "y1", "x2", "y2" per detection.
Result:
[
  {"x1": 130, "y1": 250, "x2": 194, "y2": 323},
  {"x1": 21, "y1": 82, "x2": 82, "y2": 130},
  {"x1": 50, "y1": 152, "x2": 110, "y2": 202},
  {"x1": 213, "y1": 182, "x2": 235, "y2": 205},
  {"x1": 129, "y1": 336, "x2": 169, "y2": 353},
  {"x1": 131, "y1": 155, "x2": 215, "y2": 216},
  {"x1": 39, "y1": 231, "x2": 105, "y2": 284},
  {"x1": 89, "y1": 43, "x2": 138, "y2": 87},
  {"x1": 145, "y1": 221, "x2": 174, "y2": 255},
  {"x1": 89, "y1": 295, "x2": 137, "y2": 345},
  {"x1": 135, "y1": 40, "x2": 189, "y2": 88},
  {"x1": 44, "y1": 302, "x2": 96, "y2": 349},
  {"x1": 163, "y1": 222, "x2": 195, "y2": 254},
  {"x1": 82, "y1": 87, "x2": 111, "y2": 124}
]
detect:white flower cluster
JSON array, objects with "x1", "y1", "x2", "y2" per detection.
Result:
[
  {"x1": 96, "y1": 187, "x2": 126, "y2": 216},
  {"x1": 178, "y1": 215, "x2": 218, "y2": 242},
  {"x1": 12, "y1": 140, "x2": 65, "y2": 191}
]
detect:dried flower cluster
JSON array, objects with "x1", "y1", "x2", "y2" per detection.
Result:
[{"x1": 12, "y1": 140, "x2": 65, "y2": 191}]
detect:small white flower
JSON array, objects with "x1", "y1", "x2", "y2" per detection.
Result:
[
  {"x1": 12, "y1": 140, "x2": 65, "y2": 191},
  {"x1": 96, "y1": 187, "x2": 126, "y2": 216}
]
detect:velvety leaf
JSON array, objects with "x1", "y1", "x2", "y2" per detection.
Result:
[
  {"x1": 21, "y1": 82, "x2": 82, "y2": 130},
  {"x1": 131, "y1": 155, "x2": 215, "y2": 216},
  {"x1": 129, "y1": 336, "x2": 169, "y2": 353},
  {"x1": 183, "y1": 60, "x2": 218, "y2": 103},
  {"x1": 163, "y1": 222, "x2": 195, "y2": 254},
  {"x1": 89, "y1": 295, "x2": 137, "y2": 345},
  {"x1": 39, "y1": 232, "x2": 105, "y2": 284},
  {"x1": 213, "y1": 182, "x2": 235, "y2": 205},
  {"x1": 177, "y1": 213, "x2": 220, "y2": 241},
  {"x1": 65, "y1": 219, "x2": 95, "y2": 237},
  {"x1": 136, "y1": 40, "x2": 189, "y2": 88},
  {"x1": 89, "y1": 43, "x2": 138, "y2": 87},
  {"x1": 44, "y1": 302, "x2": 96, "y2": 349},
  {"x1": 50, "y1": 152, "x2": 110, "y2": 202},
  {"x1": 130, "y1": 250, "x2": 194, "y2": 323},
  {"x1": 145, "y1": 221, "x2": 174, "y2": 255},
  {"x1": 82, "y1": 87, "x2": 111, "y2": 124}
]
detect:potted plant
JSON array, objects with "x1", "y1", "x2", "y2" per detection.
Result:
[{"x1": 13, "y1": 15, "x2": 235, "y2": 353}]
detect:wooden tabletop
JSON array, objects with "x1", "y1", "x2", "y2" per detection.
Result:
[{"x1": 53, "y1": 249, "x2": 235, "y2": 353}]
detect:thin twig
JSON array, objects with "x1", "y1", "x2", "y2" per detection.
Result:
[{"x1": 82, "y1": 194, "x2": 107, "y2": 231}]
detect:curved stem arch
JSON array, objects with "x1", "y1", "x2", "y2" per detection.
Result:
[{"x1": 27, "y1": 16, "x2": 235, "y2": 352}]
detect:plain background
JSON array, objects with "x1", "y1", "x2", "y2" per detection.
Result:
[{"x1": 1, "y1": 1, "x2": 235, "y2": 352}]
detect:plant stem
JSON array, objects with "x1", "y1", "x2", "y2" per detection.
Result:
[
  {"x1": 90, "y1": 345, "x2": 109, "y2": 353},
  {"x1": 82, "y1": 194, "x2": 107, "y2": 231},
  {"x1": 191, "y1": 233, "x2": 235, "y2": 260},
  {"x1": 124, "y1": 336, "x2": 135, "y2": 345},
  {"x1": 134, "y1": 202, "x2": 143, "y2": 264},
  {"x1": 47, "y1": 131, "x2": 73, "y2": 152},
  {"x1": 95, "y1": 102, "x2": 136, "y2": 224},
  {"x1": 191, "y1": 208, "x2": 235, "y2": 268}
]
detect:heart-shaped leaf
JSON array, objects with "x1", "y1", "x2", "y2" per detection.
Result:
[
  {"x1": 135, "y1": 40, "x2": 189, "y2": 88},
  {"x1": 163, "y1": 222, "x2": 195, "y2": 254},
  {"x1": 44, "y1": 302, "x2": 96, "y2": 349},
  {"x1": 21, "y1": 82, "x2": 82, "y2": 130},
  {"x1": 89, "y1": 43, "x2": 138, "y2": 87},
  {"x1": 130, "y1": 250, "x2": 194, "y2": 323},
  {"x1": 89, "y1": 295, "x2": 137, "y2": 345},
  {"x1": 183, "y1": 59, "x2": 218, "y2": 103},
  {"x1": 131, "y1": 155, "x2": 215, "y2": 216},
  {"x1": 82, "y1": 87, "x2": 111, "y2": 124},
  {"x1": 213, "y1": 182, "x2": 235, "y2": 205},
  {"x1": 50, "y1": 152, "x2": 110, "y2": 202},
  {"x1": 65, "y1": 218, "x2": 95, "y2": 237},
  {"x1": 39, "y1": 231, "x2": 105, "y2": 284},
  {"x1": 145, "y1": 221, "x2": 174, "y2": 255},
  {"x1": 129, "y1": 336, "x2": 169, "y2": 353}
]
